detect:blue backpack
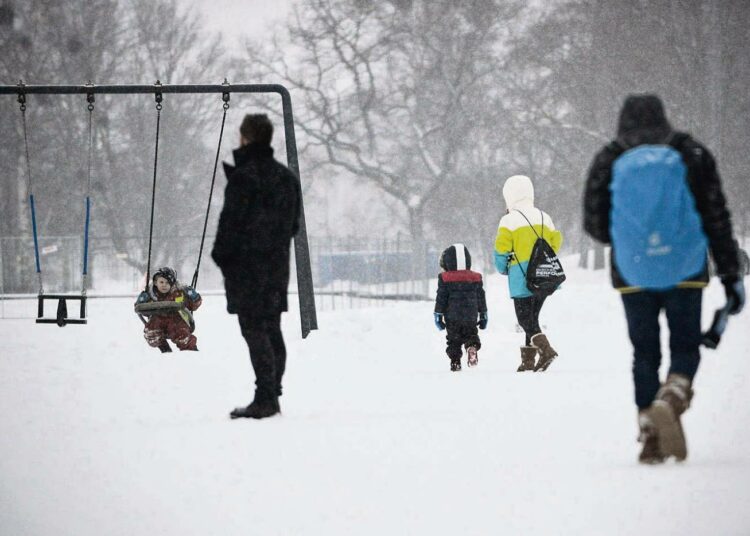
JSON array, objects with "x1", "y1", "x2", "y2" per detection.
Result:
[{"x1": 609, "y1": 137, "x2": 708, "y2": 289}]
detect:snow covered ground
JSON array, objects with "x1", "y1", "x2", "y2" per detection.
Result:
[{"x1": 1, "y1": 265, "x2": 749, "y2": 535}]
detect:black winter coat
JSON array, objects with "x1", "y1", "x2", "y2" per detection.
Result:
[
  {"x1": 583, "y1": 96, "x2": 739, "y2": 289},
  {"x1": 434, "y1": 270, "x2": 487, "y2": 323},
  {"x1": 211, "y1": 143, "x2": 301, "y2": 316}
]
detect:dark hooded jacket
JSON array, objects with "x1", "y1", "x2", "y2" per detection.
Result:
[
  {"x1": 434, "y1": 245, "x2": 487, "y2": 323},
  {"x1": 211, "y1": 143, "x2": 301, "y2": 316},
  {"x1": 583, "y1": 94, "x2": 739, "y2": 290}
]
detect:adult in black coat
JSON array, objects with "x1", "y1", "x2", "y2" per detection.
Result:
[
  {"x1": 583, "y1": 94, "x2": 745, "y2": 463},
  {"x1": 212, "y1": 113, "x2": 301, "y2": 419}
]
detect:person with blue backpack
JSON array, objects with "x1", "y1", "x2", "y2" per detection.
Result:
[{"x1": 584, "y1": 94, "x2": 745, "y2": 464}]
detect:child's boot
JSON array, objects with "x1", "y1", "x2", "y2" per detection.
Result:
[
  {"x1": 646, "y1": 374, "x2": 692, "y2": 461},
  {"x1": 517, "y1": 346, "x2": 536, "y2": 372},
  {"x1": 531, "y1": 333, "x2": 558, "y2": 371},
  {"x1": 638, "y1": 410, "x2": 665, "y2": 464},
  {"x1": 450, "y1": 358, "x2": 462, "y2": 372},
  {"x1": 467, "y1": 346, "x2": 478, "y2": 367}
]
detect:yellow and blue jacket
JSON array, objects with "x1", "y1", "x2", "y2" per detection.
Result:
[{"x1": 494, "y1": 206, "x2": 563, "y2": 298}]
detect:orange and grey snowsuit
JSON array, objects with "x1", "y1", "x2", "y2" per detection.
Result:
[{"x1": 139, "y1": 285, "x2": 202, "y2": 351}]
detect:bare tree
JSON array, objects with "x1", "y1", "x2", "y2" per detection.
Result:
[
  {"x1": 235, "y1": 0, "x2": 523, "y2": 244},
  {"x1": 0, "y1": 0, "x2": 228, "y2": 291}
]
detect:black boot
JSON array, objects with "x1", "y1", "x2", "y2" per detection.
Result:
[
  {"x1": 450, "y1": 358, "x2": 462, "y2": 372},
  {"x1": 230, "y1": 392, "x2": 280, "y2": 420}
]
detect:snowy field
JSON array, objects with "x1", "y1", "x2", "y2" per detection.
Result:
[{"x1": 1, "y1": 265, "x2": 749, "y2": 535}]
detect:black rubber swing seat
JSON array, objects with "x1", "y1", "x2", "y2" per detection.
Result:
[
  {"x1": 134, "y1": 301, "x2": 186, "y2": 316},
  {"x1": 36, "y1": 294, "x2": 87, "y2": 326},
  {"x1": 134, "y1": 301, "x2": 196, "y2": 333}
]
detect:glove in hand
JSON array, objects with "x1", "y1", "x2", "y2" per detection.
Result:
[
  {"x1": 434, "y1": 312, "x2": 446, "y2": 331},
  {"x1": 722, "y1": 277, "x2": 745, "y2": 315},
  {"x1": 478, "y1": 312, "x2": 488, "y2": 330}
]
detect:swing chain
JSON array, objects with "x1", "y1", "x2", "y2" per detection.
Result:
[{"x1": 191, "y1": 81, "x2": 231, "y2": 289}]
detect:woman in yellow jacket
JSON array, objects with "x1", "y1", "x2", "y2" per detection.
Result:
[{"x1": 494, "y1": 175, "x2": 563, "y2": 372}]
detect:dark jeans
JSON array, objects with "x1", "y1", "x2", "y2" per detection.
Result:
[
  {"x1": 621, "y1": 288, "x2": 702, "y2": 409},
  {"x1": 238, "y1": 313, "x2": 286, "y2": 400},
  {"x1": 445, "y1": 321, "x2": 481, "y2": 360},
  {"x1": 514, "y1": 295, "x2": 547, "y2": 345}
]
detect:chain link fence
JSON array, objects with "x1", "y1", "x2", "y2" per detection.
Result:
[{"x1": 1, "y1": 235, "x2": 493, "y2": 318}]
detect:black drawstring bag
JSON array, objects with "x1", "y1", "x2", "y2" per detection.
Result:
[{"x1": 514, "y1": 209, "x2": 566, "y2": 297}]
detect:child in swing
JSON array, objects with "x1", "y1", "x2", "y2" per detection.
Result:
[
  {"x1": 434, "y1": 244, "x2": 488, "y2": 371},
  {"x1": 135, "y1": 267, "x2": 202, "y2": 351}
]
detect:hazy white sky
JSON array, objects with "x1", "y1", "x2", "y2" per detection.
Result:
[{"x1": 181, "y1": 0, "x2": 292, "y2": 47}]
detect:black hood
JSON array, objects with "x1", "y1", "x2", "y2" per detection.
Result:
[{"x1": 617, "y1": 94, "x2": 673, "y2": 146}]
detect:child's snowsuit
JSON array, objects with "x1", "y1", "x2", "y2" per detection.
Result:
[
  {"x1": 137, "y1": 285, "x2": 202, "y2": 351},
  {"x1": 435, "y1": 245, "x2": 487, "y2": 361}
]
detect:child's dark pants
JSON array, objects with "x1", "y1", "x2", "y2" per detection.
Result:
[
  {"x1": 445, "y1": 321, "x2": 481, "y2": 360},
  {"x1": 513, "y1": 295, "x2": 547, "y2": 345},
  {"x1": 621, "y1": 288, "x2": 702, "y2": 409}
]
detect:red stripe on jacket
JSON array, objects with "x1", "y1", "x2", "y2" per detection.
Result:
[{"x1": 440, "y1": 270, "x2": 483, "y2": 283}]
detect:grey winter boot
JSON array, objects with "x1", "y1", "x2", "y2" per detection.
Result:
[
  {"x1": 517, "y1": 346, "x2": 537, "y2": 372},
  {"x1": 467, "y1": 346, "x2": 479, "y2": 367},
  {"x1": 531, "y1": 333, "x2": 558, "y2": 372},
  {"x1": 645, "y1": 374, "x2": 693, "y2": 461},
  {"x1": 638, "y1": 410, "x2": 665, "y2": 464}
]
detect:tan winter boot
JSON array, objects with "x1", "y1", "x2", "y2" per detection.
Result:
[
  {"x1": 638, "y1": 410, "x2": 665, "y2": 464},
  {"x1": 517, "y1": 346, "x2": 536, "y2": 372},
  {"x1": 531, "y1": 333, "x2": 558, "y2": 372},
  {"x1": 645, "y1": 374, "x2": 693, "y2": 462}
]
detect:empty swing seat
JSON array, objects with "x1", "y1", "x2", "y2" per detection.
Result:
[{"x1": 36, "y1": 294, "x2": 87, "y2": 326}]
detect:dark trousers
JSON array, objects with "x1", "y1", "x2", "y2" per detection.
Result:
[
  {"x1": 238, "y1": 313, "x2": 286, "y2": 400},
  {"x1": 514, "y1": 295, "x2": 547, "y2": 345},
  {"x1": 445, "y1": 321, "x2": 481, "y2": 360},
  {"x1": 621, "y1": 288, "x2": 702, "y2": 409}
]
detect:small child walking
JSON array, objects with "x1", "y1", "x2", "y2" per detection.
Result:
[
  {"x1": 135, "y1": 266, "x2": 202, "y2": 352},
  {"x1": 434, "y1": 244, "x2": 488, "y2": 371}
]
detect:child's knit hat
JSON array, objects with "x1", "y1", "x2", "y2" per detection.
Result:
[{"x1": 439, "y1": 244, "x2": 472, "y2": 271}]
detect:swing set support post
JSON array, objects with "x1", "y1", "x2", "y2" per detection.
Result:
[{"x1": 1, "y1": 82, "x2": 318, "y2": 338}]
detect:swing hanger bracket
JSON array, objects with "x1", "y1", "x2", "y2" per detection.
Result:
[
  {"x1": 17, "y1": 79, "x2": 26, "y2": 111},
  {"x1": 154, "y1": 80, "x2": 163, "y2": 111},
  {"x1": 221, "y1": 78, "x2": 230, "y2": 110},
  {"x1": 85, "y1": 81, "x2": 95, "y2": 111}
]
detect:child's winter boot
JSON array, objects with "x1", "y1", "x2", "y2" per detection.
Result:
[
  {"x1": 517, "y1": 346, "x2": 537, "y2": 372},
  {"x1": 467, "y1": 346, "x2": 478, "y2": 367},
  {"x1": 646, "y1": 374, "x2": 692, "y2": 461},
  {"x1": 531, "y1": 333, "x2": 558, "y2": 371},
  {"x1": 450, "y1": 358, "x2": 462, "y2": 372},
  {"x1": 638, "y1": 410, "x2": 665, "y2": 464}
]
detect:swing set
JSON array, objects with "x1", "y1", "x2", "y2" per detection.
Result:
[{"x1": 2, "y1": 81, "x2": 318, "y2": 338}]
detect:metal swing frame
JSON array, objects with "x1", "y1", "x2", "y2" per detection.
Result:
[{"x1": 1, "y1": 82, "x2": 318, "y2": 338}]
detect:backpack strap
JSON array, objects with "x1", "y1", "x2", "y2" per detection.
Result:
[{"x1": 515, "y1": 210, "x2": 542, "y2": 240}]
